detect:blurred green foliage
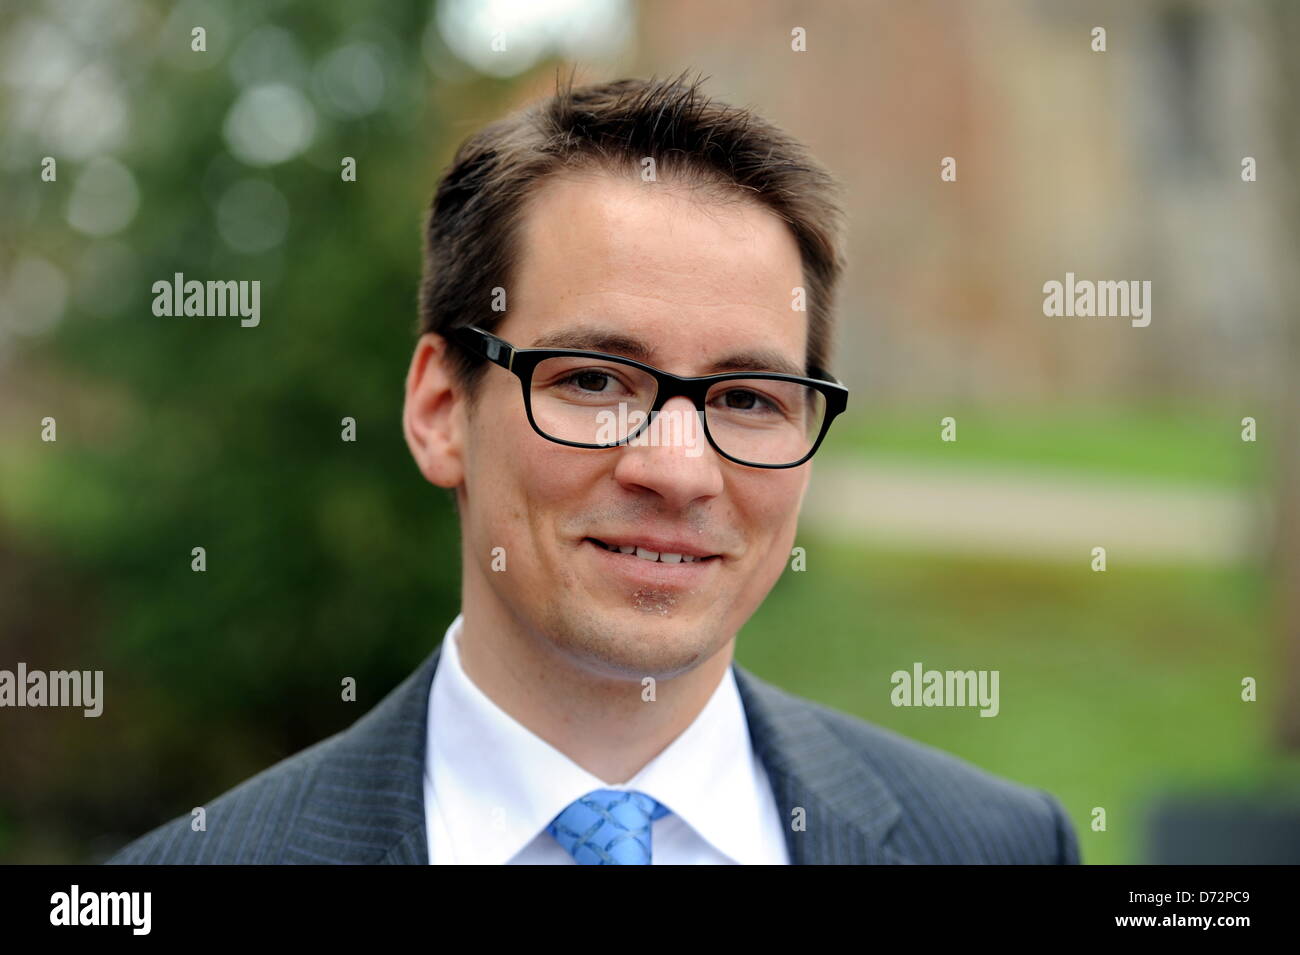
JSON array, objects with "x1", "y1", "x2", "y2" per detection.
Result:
[{"x1": 0, "y1": 0, "x2": 525, "y2": 861}]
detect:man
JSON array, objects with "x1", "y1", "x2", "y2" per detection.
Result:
[{"x1": 108, "y1": 74, "x2": 1079, "y2": 865}]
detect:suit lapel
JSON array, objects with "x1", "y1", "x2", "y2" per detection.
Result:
[
  {"x1": 732, "y1": 663, "x2": 909, "y2": 864},
  {"x1": 284, "y1": 642, "x2": 905, "y2": 864},
  {"x1": 284, "y1": 644, "x2": 444, "y2": 864}
]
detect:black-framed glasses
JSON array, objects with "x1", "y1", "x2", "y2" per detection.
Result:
[{"x1": 451, "y1": 324, "x2": 848, "y2": 469}]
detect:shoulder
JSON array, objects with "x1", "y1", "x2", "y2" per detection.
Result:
[
  {"x1": 738, "y1": 669, "x2": 1080, "y2": 864},
  {"x1": 823, "y1": 702, "x2": 1078, "y2": 863},
  {"x1": 103, "y1": 729, "x2": 344, "y2": 865},
  {"x1": 105, "y1": 645, "x2": 439, "y2": 865}
]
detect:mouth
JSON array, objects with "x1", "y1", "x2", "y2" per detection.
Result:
[
  {"x1": 583, "y1": 537, "x2": 723, "y2": 565},
  {"x1": 579, "y1": 534, "x2": 725, "y2": 600}
]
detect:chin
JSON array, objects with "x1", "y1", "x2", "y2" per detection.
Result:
[{"x1": 540, "y1": 603, "x2": 729, "y2": 681}]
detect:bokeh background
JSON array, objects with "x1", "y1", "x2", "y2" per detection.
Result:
[{"x1": 2, "y1": 0, "x2": 1297, "y2": 864}]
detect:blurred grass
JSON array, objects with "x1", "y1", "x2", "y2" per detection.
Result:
[
  {"x1": 735, "y1": 534, "x2": 1291, "y2": 865},
  {"x1": 824, "y1": 403, "x2": 1265, "y2": 487}
]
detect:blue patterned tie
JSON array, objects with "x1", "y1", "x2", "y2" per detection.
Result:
[{"x1": 546, "y1": 789, "x2": 671, "y2": 864}]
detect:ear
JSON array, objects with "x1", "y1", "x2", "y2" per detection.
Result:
[{"x1": 403, "y1": 333, "x2": 465, "y2": 489}]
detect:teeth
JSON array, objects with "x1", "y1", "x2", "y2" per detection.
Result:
[{"x1": 596, "y1": 540, "x2": 706, "y2": 563}]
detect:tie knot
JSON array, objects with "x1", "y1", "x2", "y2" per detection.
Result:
[{"x1": 546, "y1": 788, "x2": 671, "y2": 865}]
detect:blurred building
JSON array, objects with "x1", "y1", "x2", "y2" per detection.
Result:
[{"x1": 623, "y1": 0, "x2": 1293, "y2": 406}]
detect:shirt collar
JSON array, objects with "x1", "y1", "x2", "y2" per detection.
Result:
[{"x1": 426, "y1": 613, "x2": 773, "y2": 864}]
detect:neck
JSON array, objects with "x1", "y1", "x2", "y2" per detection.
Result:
[{"x1": 454, "y1": 571, "x2": 734, "y2": 784}]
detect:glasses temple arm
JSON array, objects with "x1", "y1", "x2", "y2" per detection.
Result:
[{"x1": 453, "y1": 325, "x2": 515, "y2": 370}]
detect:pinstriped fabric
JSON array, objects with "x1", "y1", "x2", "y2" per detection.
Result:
[
  {"x1": 233, "y1": 768, "x2": 278, "y2": 863},
  {"x1": 105, "y1": 639, "x2": 1079, "y2": 865},
  {"x1": 105, "y1": 648, "x2": 442, "y2": 865},
  {"x1": 730, "y1": 665, "x2": 1080, "y2": 864}
]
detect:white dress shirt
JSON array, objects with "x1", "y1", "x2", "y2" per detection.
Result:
[{"x1": 423, "y1": 614, "x2": 790, "y2": 864}]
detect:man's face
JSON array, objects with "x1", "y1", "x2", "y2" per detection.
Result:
[{"x1": 457, "y1": 171, "x2": 811, "y2": 680}]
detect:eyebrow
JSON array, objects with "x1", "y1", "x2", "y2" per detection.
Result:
[{"x1": 528, "y1": 327, "x2": 807, "y2": 378}]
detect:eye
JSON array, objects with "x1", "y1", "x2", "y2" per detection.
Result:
[
  {"x1": 535, "y1": 358, "x2": 650, "y2": 403},
  {"x1": 717, "y1": 388, "x2": 776, "y2": 412},
  {"x1": 562, "y1": 370, "x2": 616, "y2": 393}
]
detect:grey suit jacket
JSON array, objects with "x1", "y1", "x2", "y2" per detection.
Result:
[{"x1": 106, "y1": 644, "x2": 1080, "y2": 864}]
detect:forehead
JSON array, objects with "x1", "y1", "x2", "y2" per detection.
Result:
[{"x1": 502, "y1": 170, "x2": 807, "y2": 373}]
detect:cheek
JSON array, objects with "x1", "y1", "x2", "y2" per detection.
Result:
[
  {"x1": 732, "y1": 469, "x2": 806, "y2": 546},
  {"x1": 462, "y1": 394, "x2": 529, "y2": 554},
  {"x1": 466, "y1": 402, "x2": 606, "y2": 552},
  {"x1": 726, "y1": 471, "x2": 804, "y2": 613},
  {"x1": 739, "y1": 471, "x2": 806, "y2": 578},
  {"x1": 525, "y1": 443, "x2": 601, "y2": 501}
]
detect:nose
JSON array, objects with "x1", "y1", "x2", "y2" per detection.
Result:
[{"x1": 610, "y1": 396, "x2": 723, "y2": 508}]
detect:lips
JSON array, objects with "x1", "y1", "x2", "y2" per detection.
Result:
[
  {"x1": 580, "y1": 535, "x2": 722, "y2": 596},
  {"x1": 584, "y1": 537, "x2": 721, "y2": 564}
]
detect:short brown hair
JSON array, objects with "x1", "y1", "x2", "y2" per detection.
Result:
[{"x1": 419, "y1": 70, "x2": 847, "y2": 389}]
